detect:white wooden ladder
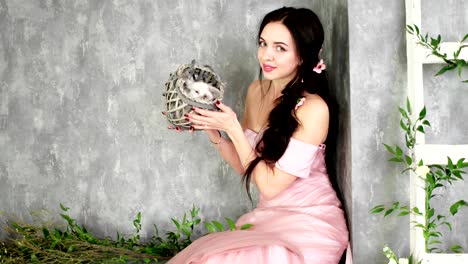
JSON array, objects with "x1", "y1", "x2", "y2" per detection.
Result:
[{"x1": 406, "y1": 0, "x2": 468, "y2": 263}]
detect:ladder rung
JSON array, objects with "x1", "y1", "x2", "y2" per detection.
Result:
[
  {"x1": 414, "y1": 144, "x2": 468, "y2": 165},
  {"x1": 415, "y1": 42, "x2": 468, "y2": 64},
  {"x1": 423, "y1": 253, "x2": 468, "y2": 264}
]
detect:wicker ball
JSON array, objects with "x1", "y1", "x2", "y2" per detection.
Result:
[{"x1": 163, "y1": 60, "x2": 225, "y2": 130}]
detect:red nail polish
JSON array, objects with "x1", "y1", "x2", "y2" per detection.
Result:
[
  {"x1": 175, "y1": 126, "x2": 181, "y2": 132},
  {"x1": 184, "y1": 113, "x2": 188, "y2": 117},
  {"x1": 162, "y1": 111, "x2": 166, "y2": 115},
  {"x1": 185, "y1": 117, "x2": 189, "y2": 121},
  {"x1": 215, "y1": 100, "x2": 220, "y2": 105}
]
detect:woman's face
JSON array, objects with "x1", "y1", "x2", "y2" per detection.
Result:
[{"x1": 257, "y1": 22, "x2": 301, "y2": 84}]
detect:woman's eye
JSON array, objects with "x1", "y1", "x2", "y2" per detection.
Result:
[
  {"x1": 276, "y1": 46, "x2": 286, "y2": 52},
  {"x1": 259, "y1": 41, "x2": 266, "y2": 47}
]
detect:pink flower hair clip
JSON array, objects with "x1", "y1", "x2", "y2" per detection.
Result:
[
  {"x1": 313, "y1": 59, "x2": 326, "y2": 74},
  {"x1": 295, "y1": 97, "x2": 306, "y2": 111}
]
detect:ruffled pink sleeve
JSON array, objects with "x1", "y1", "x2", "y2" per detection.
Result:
[{"x1": 275, "y1": 138, "x2": 324, "y2": 178}]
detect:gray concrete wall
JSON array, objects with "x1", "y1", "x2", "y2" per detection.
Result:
[
  {"x1": 0, "y1": 0, "x2": 352, "y2": 250},
  {"x1": 349, "y1": 0, "x2": 468, "y2": 262}
]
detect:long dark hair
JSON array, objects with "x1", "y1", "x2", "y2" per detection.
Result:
[{"x1": 243, "y1": 7, "x2": 342, "y2": 206}]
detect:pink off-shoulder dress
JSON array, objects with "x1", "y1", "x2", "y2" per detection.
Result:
[{"x1": 168, "y1": 129, "x2": 351, "y2": 264}]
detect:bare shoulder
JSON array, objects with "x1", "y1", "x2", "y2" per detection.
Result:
[
  {"x1": 246, "y1": 80, "x2": 263, "y2": 98},
  {"x1": 298, "y1": 94, "x2": 329, "y2": 119},
  {"x1": 294, "y1": 93, "x2": 329, "y2": 144}
]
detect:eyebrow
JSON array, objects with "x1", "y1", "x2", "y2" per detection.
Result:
[{"x1": 259, "y1": 37, "x2": 289, "y2": 47}]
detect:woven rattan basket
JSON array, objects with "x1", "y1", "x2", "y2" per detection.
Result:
[{"x1": 163, "y1": 60, "x2": 225, "y2": 130}]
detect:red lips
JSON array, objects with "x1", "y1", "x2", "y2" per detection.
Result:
[{"x1": 262, "y1": 64, "x2": 276, "y2": 73}]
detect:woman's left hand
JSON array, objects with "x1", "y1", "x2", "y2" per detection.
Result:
[{"x1": 187, "y1": 100, "x2": 240, "y2": 134}]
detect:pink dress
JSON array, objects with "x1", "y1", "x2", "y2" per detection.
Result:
[{"x1": 168, "y1": 129, "x2": 351, "y2": 264}]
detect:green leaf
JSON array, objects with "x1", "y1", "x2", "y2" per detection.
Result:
[
  {"x1": 450, "y1": 200, "x2": 468, "y2": 215},
  {"x1": 429, "y1": 240, "x2": 442, "y2": 245},
  {"x1": 427, "y1": 173, "x2": 435, "y2": 186},
  {"x1": 398, "y1": 211, "x2": 409, "y2": 216},
  {"x1": 212, "y1": 221, "x2": 225, "y2": 232},
  {"x1": 395, "y1": 146, "x2": 403, "y2": 156},
  {"x1": 190, "y1": 205, "x2": 199, "y2": 218},
  {"x1": 435, "y1": 64, "x2": 457, "y2": 76},
  {"x1": 407, "y1": 25, "x2": 414, "y2": 33},
  {"x1": 181, "y1": 226, "x2": 191, "y2": 237},
  {"x1": 406, "y1": 98, "x2": 412, "y2": 115},
  {"x1": 417, "y1": 125, "x2": 425, "y2": 133},
  {"x1": 412, "y1": 207, "x2": 423, "y2": 215},
  {"x1": 392, "y1": 201, "x2": 400, "y2": 210},
  {"x1": 405, "y1": 155, "x2": 412, "y2": 165},
  {"x1": 418, "y1": 107, "x2": 426, "y2": 120},
  {"x1": 60, "y1": 203, "x2": 69, "y2": 212},
  {"x1": 369, "y1": 205, "x2": 385, "y2": 214},
  {"x1": 225, "y1": 217, "x2": 237, "y2": 231},
  {"x1": 399, "y1": 107, "x2": 409, "y2": 119},
  {"x1": 400, "y1": 119, "x2": 409, "y2": 132},
  {"x1": 456, "y1": 158, "x2": 466, "y2": 168},
  {"x1": 422, "y1": 120, "x2": 431, "y2": 127},
  {"x1": 42, "y1": 228, "x2": 50, "y2": 238},
  {"x1": 450, "y1": 245, "x2": 463, "y2": 253},
  {"x1": 389, "y1": 157, "x2": 403, "y2": 163},
  {"x1": 204, "y1": 222, "x2": 216, "y2": 233},
  {"x1": 240, "y1": 224, "x2": 253, "y2": 230},
  {"x1": 383, "y1": 144, "x2": 396, "y2": 155},
  {"x1": 448, "y1": 157, "x2": 454, "y2": 170},
  {"x1": 418, "y1": 159, "x2": 424, "y2": 166},
  {"x1": 462, "y1": 33, "x2": 468, "y2": 43},
  {"x1": 427, "y1": 208, "x2": 434, "y2": 219},
  {"x1": 428, "y1": 231, "x2": 441, "y2": 238},
  {"x1": 171, "y1": 218, "x2": 181, "y2": 230},
  {"x1": 384, "y1": 209, "x2": 394, "y2": 217},
  {"x1": 414, "y1": 25, "x2": 420, "y2": 35},
  {"x1": 413, "y1": 223, "x2": 425, "y2": 229}
]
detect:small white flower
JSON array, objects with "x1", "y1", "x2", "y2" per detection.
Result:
[
  {"x1": 415, "y1": 165, "x2": 430, "y2": 177},
  {"x1": 399, "y1": 258, "x2": 409, "y2": 264},
  {"x1": 388, "y1": 259, "x2": 397, "y2": 264}
]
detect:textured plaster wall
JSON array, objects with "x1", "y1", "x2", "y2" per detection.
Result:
[
  {"x1": 349, "y1": 0, "x2": 468, "y2": 262},
  {"x1": 0, "y1": 0, "x2": 351, "y2": 249}
]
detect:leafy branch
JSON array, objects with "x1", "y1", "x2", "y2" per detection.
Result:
[
  {"x1": 407, "y1": 24, "x2": 468, "y2": 82},
  {"x1": 0, "y1": 204, "x2": 253, "y2": 263},
  {"x1": 370, "y1": 99, "x2": 468, "y2": 253}
]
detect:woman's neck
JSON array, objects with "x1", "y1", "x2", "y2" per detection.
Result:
[{"x1": 269, "y1": 76, "x2": 295, "y2": 97}]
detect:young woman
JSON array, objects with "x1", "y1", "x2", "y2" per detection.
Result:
[{"x1": 169, "y1": 7, "x2": 351, "y2": 264}]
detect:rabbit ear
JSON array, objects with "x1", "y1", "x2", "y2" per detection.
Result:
[{"x1": 208, "y1": 86, "x2": 222, "y2": 98}]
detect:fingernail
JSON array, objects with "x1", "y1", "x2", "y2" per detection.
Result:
[
  {"x1": 175, "y1": 126, "x2": 181, "y2": 132},
  {"x1": 189, "y1": 126, "x2": 194, "y2": 134},
  {"x1": 162, "y1": 111, "x2": 166, "y2": 115},
  {"x1": 185, "y1": 117, "x2": 189, "y2": 121},
  {"x1": 215, "y1": 100, "x2": 221, "y2": 105},
  {"x1": 184, "y1": 113, "x2": 188, "y2": 117},
  {"x1": 167, "y1": 125, "x2": 173, "y2": 129}
]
